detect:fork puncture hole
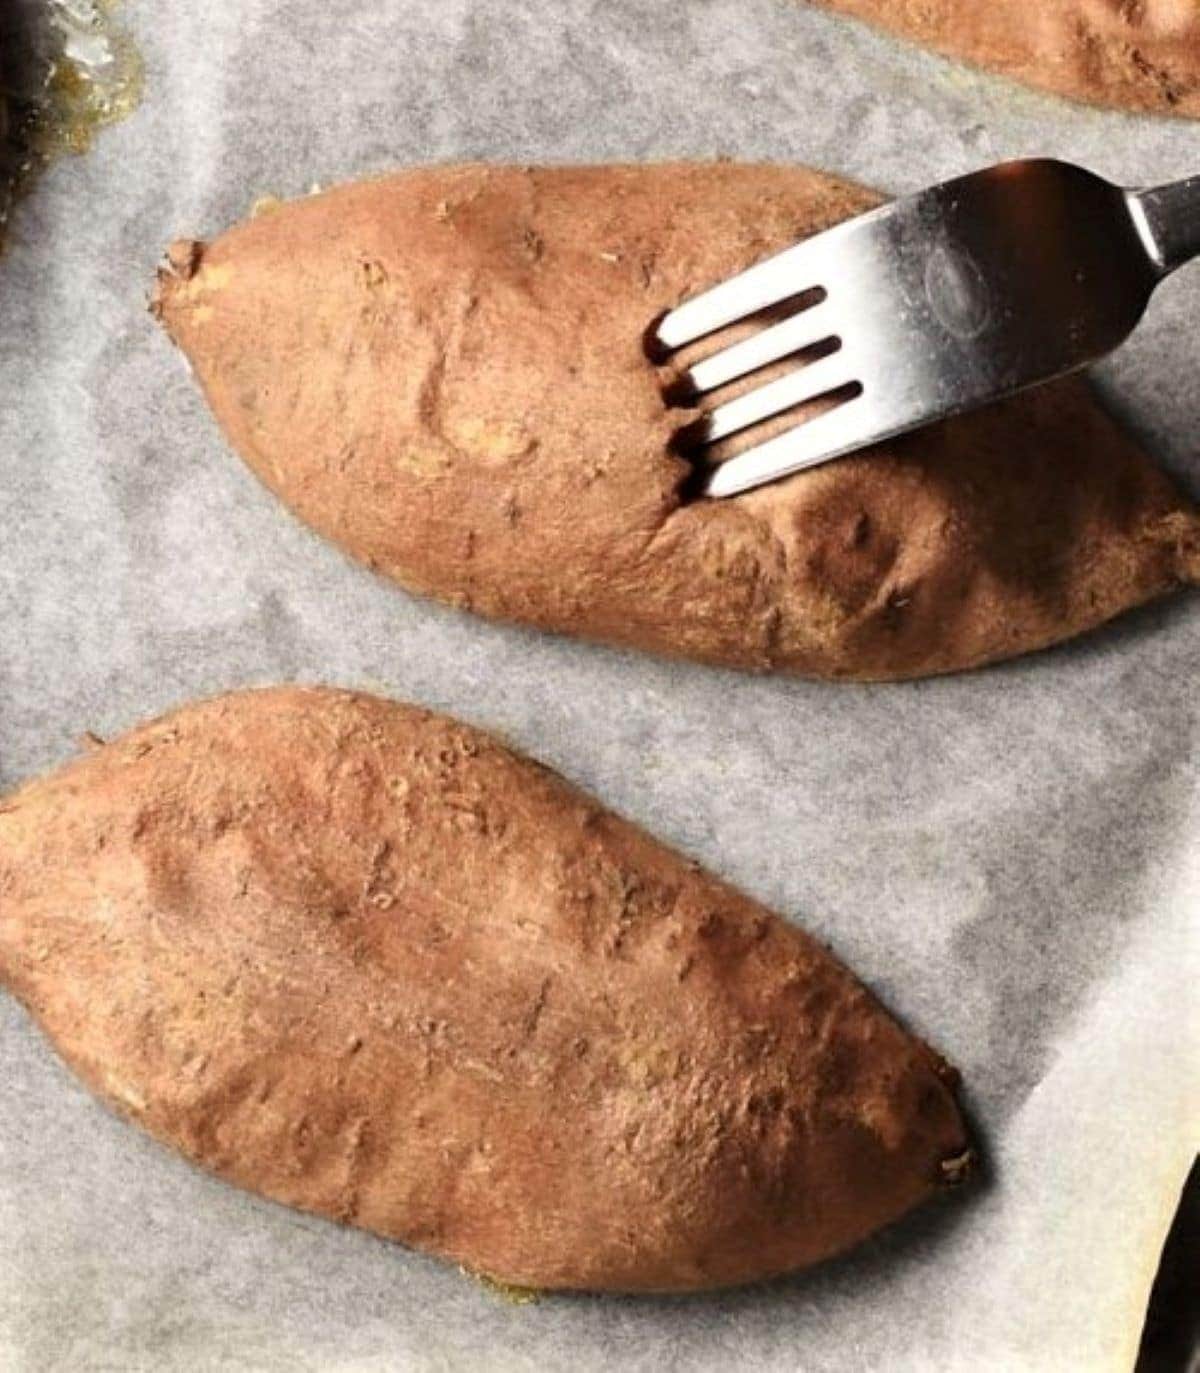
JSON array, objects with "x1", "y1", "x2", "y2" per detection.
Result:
[
  {"x1": 667, "y1": 423, "x2": 700, "y2": 458},
  {"x1": 642, "y1": 311, "x2": 673, "y2": 365},
  {"x1": 662, "y1": 375, "x2": 700, "y2": 410},
  {"x1": 676, "y1": 462, "x2": 713, "y2": 505}
]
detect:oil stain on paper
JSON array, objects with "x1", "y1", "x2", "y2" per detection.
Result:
[{"x1": 1, "y1": 0, "x2": 142, "y2": 247}]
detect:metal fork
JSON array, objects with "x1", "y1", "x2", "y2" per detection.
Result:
[{"x1": 652, "y1": 159, "x2": 1200, "y2": 499}]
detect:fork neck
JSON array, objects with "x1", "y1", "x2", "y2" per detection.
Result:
[{"x1": 1128, "y1": 175, "x2": 1200, "y2": 280}]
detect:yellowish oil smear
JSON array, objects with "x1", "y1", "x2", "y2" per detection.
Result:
[
  {"x1": 463, "y1": 1270, "x2": 543, "y2": 1305},
  {"x1": 251, "y1": 194, "x2": 285, "y2": 219},
  {"x1": 1, "y1": 0, "x2": 143, "y2": 245}
]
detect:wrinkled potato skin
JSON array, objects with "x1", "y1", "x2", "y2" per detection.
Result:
[
  {"x1": 0, "y1": 687, "x2": 970, "y2": 1292},
  {"x1": 156, "y1": 165, "x2": 1198, "y2": 679},
  {"x1": 815, "y1": 0, "x2": 1200, "y2": 116}
]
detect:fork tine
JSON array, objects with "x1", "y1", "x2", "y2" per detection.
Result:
[
  {"x1": 703, "y1": 394, "x2": 872, "y2": 498},
  {"x1": 681, "y1": 302, "x2": 836, "y2": 397},
  {"x1": 685, "y1": 350, "x2": 854, "y2": 446},
  {"x1": 653, "y1": 238, "x2": 824, "y2": 352}
]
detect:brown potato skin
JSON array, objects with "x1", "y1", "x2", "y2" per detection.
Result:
[
  {"x1": 814, "y1": 0, "x2": 1200, "y2": 116},
  {"x1": 0, "y1": 687, "x2": 969, "y2": 1292},
  {"x1": 156, "y1": 164, "x2": 1198, "y2": 681}
]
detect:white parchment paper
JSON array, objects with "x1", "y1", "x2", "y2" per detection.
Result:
[{"x1": 1, "y1": 2, "x2": 1197, "y2": 1369}]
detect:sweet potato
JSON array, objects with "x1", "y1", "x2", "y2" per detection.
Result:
[
  {"x1": 812, "y1": 0, "x2": 1200, "y2": 116},
  {"x1": 155, "y1": 164, "x2": 1198, "y2": 681},
  {"x1": 0, "y1": 687, "x2": 971, "y2": 1292}
]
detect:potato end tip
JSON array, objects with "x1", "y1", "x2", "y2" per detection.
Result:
[
  {"x1": 938, "y1": 1147, "x2": 978, "y2": 1190},
  {"x1": 1144, "y1": 510, "x2": 1200, "y2": 586},
  {"x1": 150, "y1": 238, "x2": 207, "y2": 324}
]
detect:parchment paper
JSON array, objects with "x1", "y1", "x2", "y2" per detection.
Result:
[{"x1": 1, "y1": 2, "x2": 1197, "y2": 1369}]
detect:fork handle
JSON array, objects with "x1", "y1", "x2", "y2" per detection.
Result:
[{"x1": 1130, "y1": 175, "x2": 1200, "y2": 279}]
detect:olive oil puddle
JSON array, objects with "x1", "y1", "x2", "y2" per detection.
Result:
[{"x1": 0, "y1": 0, "x2": 142, "y2": 248}]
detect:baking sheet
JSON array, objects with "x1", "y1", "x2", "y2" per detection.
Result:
[{"x1": 1, "y1": 1, "x2": 1197, "y2": 1369}]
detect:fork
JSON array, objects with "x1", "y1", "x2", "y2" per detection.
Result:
[{"x1": 652, "y1": 159, "x2": 1200, "y2": 499}]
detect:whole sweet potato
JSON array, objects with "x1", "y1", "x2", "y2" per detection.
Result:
[
  {"x1": 814, "y1": 0, "x2": 1200, "y2": 116},
  {"x1": 155, "y1": 163, "x2": 1199, "y2": 680},
  {"x1": 0, "y1": 687, "x2": 971, "y2": 1292}
]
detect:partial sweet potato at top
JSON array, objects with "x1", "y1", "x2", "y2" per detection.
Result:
[
  {"x1": 813, "y1": 0, "x2": 1200, "y2": 117},
  {"x1": 0, "y1": 687, "x2": 971, "y2": 1292},
  {"x1": 155, "y1": 164, "x2": 1199, "y2": 680}
]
